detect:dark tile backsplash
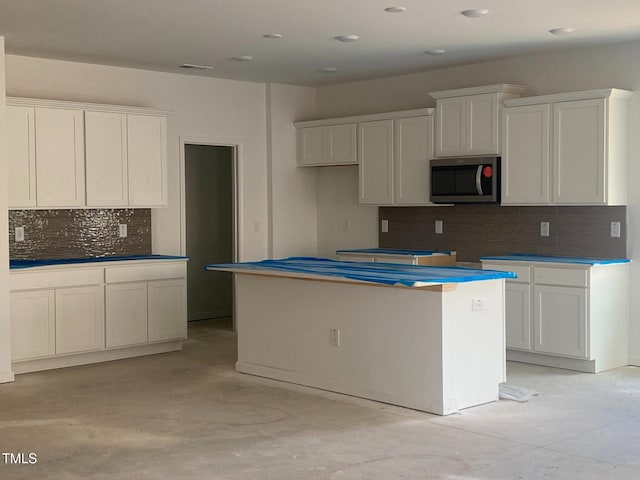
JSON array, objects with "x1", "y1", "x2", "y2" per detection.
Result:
[
  {"x1": 9, "y1": 209, "x2": 152, "y2": 260},
  {"x1": 379, "y1": 205, "x2": 626, "y2": 262}
]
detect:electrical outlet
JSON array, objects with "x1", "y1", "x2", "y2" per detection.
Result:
[
  {"x1": 343, "y1": 219, "x2": 352, "y2": 232},
  {"x1": 435, "y1": 220, "x2": 443, "y2": 234},
  {"x1": 611, "y1": 222, "x2": 621, "y2": 238},
  {"x1": 118, "y1": 224, "x2": 128, "y2": 238},
  {"x1": 540, "y1": 222, "x2": 549, "y2": 237},
  {"x1": 381, "y1": 219, "x2": 389, "y2": 233},
  {"x1": 472, "y1": 297, "x2": 486, "y2": 311},
  {"x1": 329, "y1": 328, "x2": 341, "y2": 347},
  {"x1": 15, "y1": 226, "x2": 25, "y2": 242}
]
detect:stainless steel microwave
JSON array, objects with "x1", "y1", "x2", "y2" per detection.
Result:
[{"x1": 430, "y1": 157, "x2": 500, "y2": 204}]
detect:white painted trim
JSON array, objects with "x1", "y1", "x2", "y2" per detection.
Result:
[
  {"x1": 178, "y1": 135, "x2": 242, "y2": 262},
  {"x1": 294, "y1": 108, "x2": 434, "y2": 128},
  {"x1": 12, "y1": 341, "x2": 182, "y2": 374},
  {"x1": 628, "y1": 356, "x2": 640, "y2": 367},
  {"x1": 429, "y1": 84, "x2": 526, "y2": 99},
  {"x1": 7, "y1": 96, "x2": 171, "y2": 115},
  {"x1": 503, "y1": 88, "x2": 634, "y2": 107},
  {"x1": 0, "y1": 370, "x2": 15, "y2": 383},
  {"x1": 507, "y1": 350, "x2": 598, "y2": 373}
]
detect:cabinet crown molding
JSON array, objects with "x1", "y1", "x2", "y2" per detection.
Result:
[
  {"x1": 7, "y1": 96, "x2": 171, "y2": 116},
  {"x1": 503, "y1": 88, "x2": 633, "y2": 107},
  {"x1": 294, "y1": 108, "x2": 434, "y2": 128},
  {"x1": 429, "y1": 84, "x2": 527, "y2": 99}
]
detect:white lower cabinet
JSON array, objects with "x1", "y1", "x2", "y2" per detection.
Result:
[
  {"x1": 55, "y1": 286, "x2": 105, "y2": 355},
  {"x1": 10, "y1": 259, "x2": 187, "y2": 373},
  {"x1": 105, "y1": 282, "x2": 148, "y2": 348},
  {"x1": 10, "y1": 290, "x2": 55, "y2": 361},
  {"x1": 482, "y1": 260, "x2": 628, "y2": 372},
  {"x1": 148, "y1": 279, "x2": 188, "y2": 342},
  {"x1": 504, "y1": 282, "x2": 531, "y2": 351}
]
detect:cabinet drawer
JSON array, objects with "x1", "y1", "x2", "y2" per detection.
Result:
[
  {"x1": 534, "y1": 267, "x2": 587, "y2": 287},
  {"x1": 105, "y1": 261, "x2": 186, "y2": 283},
  {"x1": 482, "y1": 263, "x2": 530, "y2": 283},
  {"x1": 11, "y1": 268, "x2": 104, "y2": 291}
]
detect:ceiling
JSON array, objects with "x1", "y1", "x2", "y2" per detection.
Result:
[{"x1": 1, "y1": 0, "x2": 639, "y2": 87}]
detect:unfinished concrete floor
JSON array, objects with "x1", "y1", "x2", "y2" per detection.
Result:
[{"x1": 1, "y1": 318, "x2": 640, "y2": 479}]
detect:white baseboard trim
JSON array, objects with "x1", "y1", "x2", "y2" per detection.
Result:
[
  {"x1": 628, "y1": 355, "x2": 640, "y2": 367},
  {"x1": 0, "y1": 370, "x2": 15, "y2": 383},
  {"x1": 12, "y1": 341, "x2": 183, "y2": 374}
]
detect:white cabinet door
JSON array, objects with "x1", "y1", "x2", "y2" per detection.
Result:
[
  {"x1": 435, "y1": 96, "x2": 467, "y2": 157},
  {"x1": 148, "y1": 279, "x2": 187, "y2": 342},
  {"x1": 394, "y1": 116, "x2": 433, "y2": 205},
  {"x1": 35, "y1": 107, "x2": 85, "y2": 207},
  {"x1": 501, "y1": 104, "x2": 551, "y2": 205},
  {"x1": 7, "y1": 105, "x2": 36, "y2": 208},
  {"x1": 85, "y1": 111, "x2": 128, "y2": 206},
  {"x1": 105, "y1": 282, "x2": 148, "y2": 348},
  {"x1": 55, "y1": 286, "x2": 105, "y2": 355},
  {"x1": 327, "y1": 124, "x2": 357, "y2": 165},
  {"x1": 10, "y1": 290, "x2": 55, "y2": 361},
  {"x1": 534, "y1": 285, "x2": 587, "y2": 358},
  {"x1": 552, "y1": 98, "x2": 606, "y2": 204},
  {"x1": 358, "y1": 120, "x2": 394, "y2": 204},
  {"x1": 298, "y1": 126, "x2": 326, "y2": 165},
  {"x1": 505, "y1": 283, "x2": 531, "y2": 350},
  {"x1": 127, "y1": 114, "x2": 167, "y2": 207},
  {"x1": 467, "y1": 93, "x2": 500, "y2": 155}
]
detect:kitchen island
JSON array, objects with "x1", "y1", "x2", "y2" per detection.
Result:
[{"x1": 205, "y1": 257, "x2": 515, "y2": 415}]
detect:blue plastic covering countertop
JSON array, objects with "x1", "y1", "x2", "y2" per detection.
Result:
[
  {"x1": 10, "y1": 254, "x2": 189, "y2": 269},
  {"x1": 336, "y1": 248, "x2": 452, "y2": 256},
  {"x1": 479, "y1": 254, "x2": 630, "y2": 266},
  {"x1": 204, "y1": 257, "x2": 515, "y2": 287}
]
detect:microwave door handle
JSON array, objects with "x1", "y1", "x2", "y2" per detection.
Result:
[{"x1": 476, "y1": 165, "x2": 484, "y2": 195}]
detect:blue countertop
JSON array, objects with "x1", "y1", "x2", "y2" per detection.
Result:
[
  {"x1": 10, "y1": 254, "x2": 189, "y2": 270},
  {"x1": 205, "y1": 257, "x2": 515, "y2": 287},
  {"x1": 336, "y1": 248, "x2": 453, "y2": 256},
  {"x1": 479, "y1": 254, "x2": 630, "y2": 266}
]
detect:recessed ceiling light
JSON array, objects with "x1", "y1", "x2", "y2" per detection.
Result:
[
  {"x1": 263, "y1": 33, "x2": 283, "y2": 39},
  {"x1": 460, "y1": 9, "x2": 489, "y2": 17},
  {"x1": 425, "y1": 49, "x2": 446, "y2": 56},
  {"x1": 178, "y1": 64, "x2": 213, "y2": 71},
  {"x1": 233, "y1": 55, "x2": 253, "y2": 62},
  {"x1": 334, "y1": 35, "x2": 360, "y2": 43},
  {"x1": 384, "y1": 6, "x2": 406, "y2": 13},
  {"x1": 549, "y1": 27, "x2": 575, "y2": 35},
  {"x1": 320, "y1": 67, "x2": 338, "y2": 73}
]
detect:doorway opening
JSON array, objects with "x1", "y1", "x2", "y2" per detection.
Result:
[{"x1": 183, "y1": 143, "x2": 237, "y2": 330}]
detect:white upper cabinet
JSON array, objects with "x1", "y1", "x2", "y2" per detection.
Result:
[
  {"x1": 7, "y1": 97, "x2": 169, "y2": 209},
  {"x1": 393, "y1": 115, "x2": 434, "y2": 205},
  {"x1": 359, "y1": 114, "x2": 435, "y2": 206},
  {"x1": 358, "y1": 120, "x2": 394, "y2": 204},
  {"x1": 297, "y1": 123, "x2": 357, "y2": 166},
  {"x1": 502, "y1": 89, "x2": 632, "y2": 206},
  {"x1": 501, "y1": 104, "x2": 551, "y2": 204},
  {"x1": 85, "y1": 111, "x2": 128, "y2": 207},
  {"x1": 35, "y1": 107, "x2": 86, "y2": 207},
  {"x1": 127, "y1": 114, "x2": 168, "y2": 207},
  {"x1": 6, "y1": 105, "x2": 36, "y2": 207},
  {"x1": 430, "y1": 84, "x2": 525, "y2": 158}
]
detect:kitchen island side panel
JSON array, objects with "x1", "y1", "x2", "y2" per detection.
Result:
[{"x1": 234, "y1": 274, "x2": 504, "y2": 415}]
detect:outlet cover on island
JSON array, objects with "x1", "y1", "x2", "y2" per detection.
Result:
[{"x1": 118, "y1": 224, "x2": 128, "y2": 238}]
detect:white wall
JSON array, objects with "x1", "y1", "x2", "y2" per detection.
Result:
[
  {"x1": 267, "y1": 83, "x2": 319, "y2": 258},
  {"x1": 313, "y1": 39, "x2": 640, "y2": 364},
  {"x1": 5, "y1": 55, "x2": 269, "y2": 262},
  {"x1": 0, "y1": 38, "x2": 14, "y2": 383}
]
